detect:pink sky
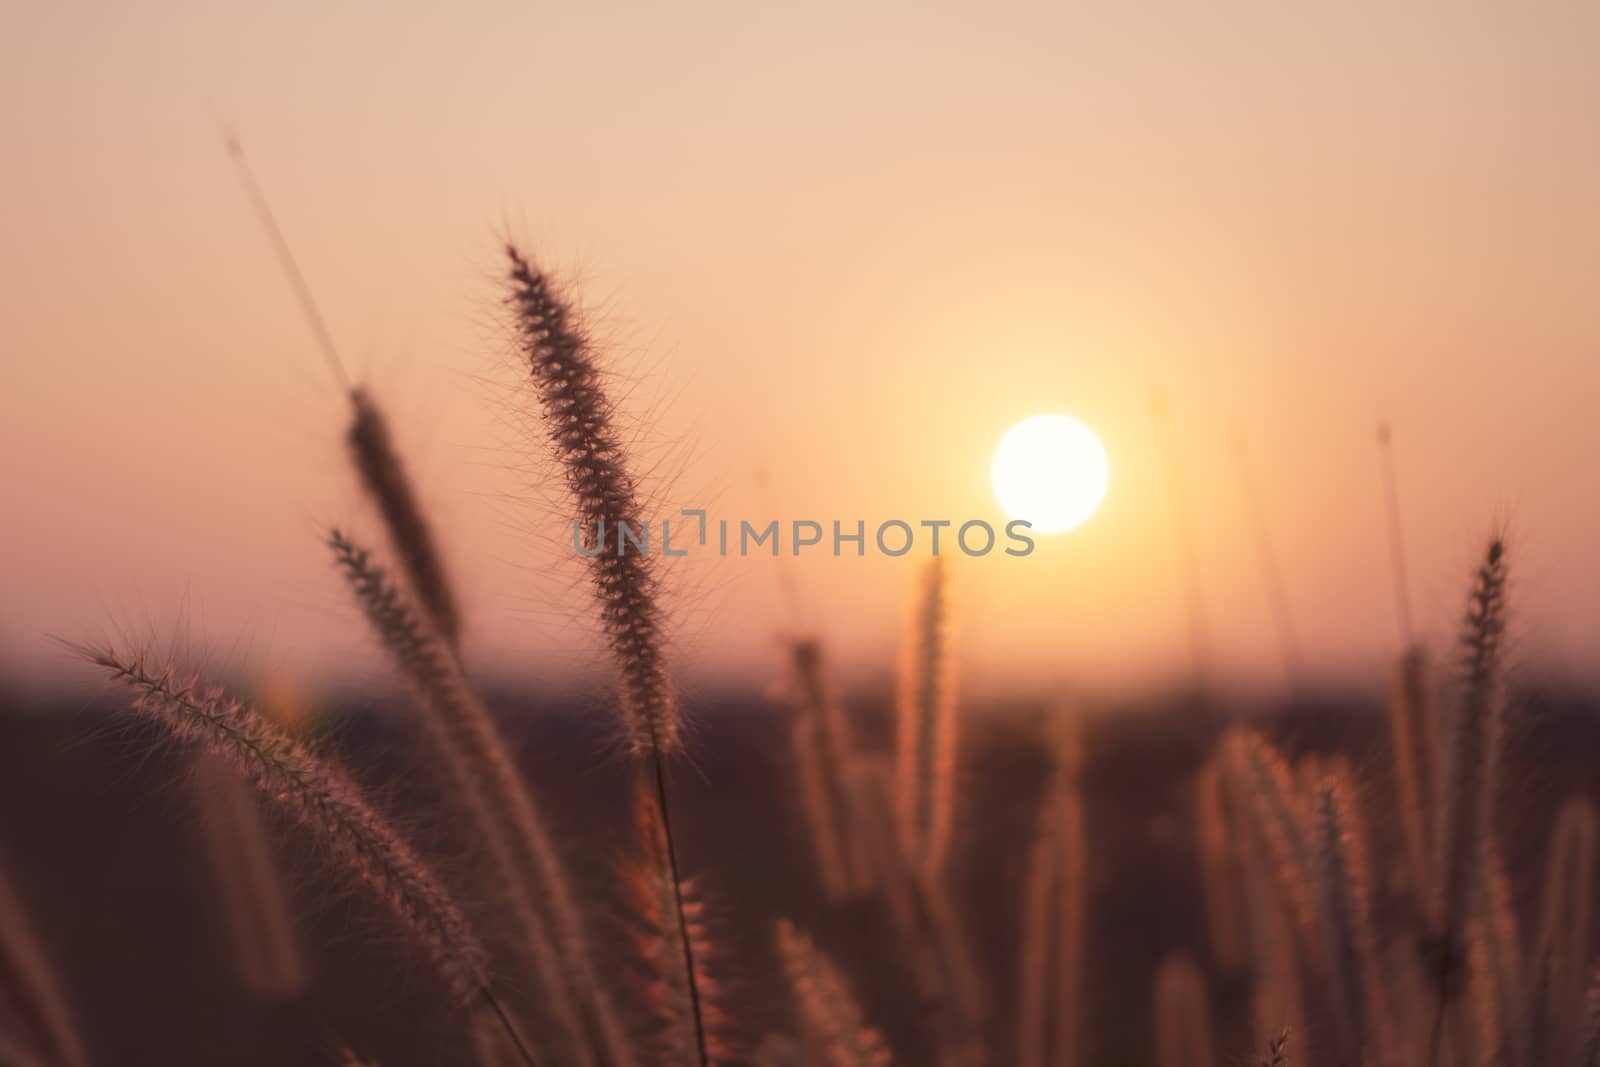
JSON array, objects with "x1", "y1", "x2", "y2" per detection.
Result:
[{"x1": 3, "y1": 2, "x2": 1598, "y2": 696}]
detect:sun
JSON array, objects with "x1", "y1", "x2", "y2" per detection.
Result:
[{"x1": 991, "y1": 414, "x2": 1109, "y2": 534}]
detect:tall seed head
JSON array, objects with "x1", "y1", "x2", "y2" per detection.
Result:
[{"x1": 504, "y1": 245, "x2": 677, "y2": 755}]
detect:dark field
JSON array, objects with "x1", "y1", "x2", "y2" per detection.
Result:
[{"x1": 4, "y1": 679, "x2": 1598, "y2": 1066}]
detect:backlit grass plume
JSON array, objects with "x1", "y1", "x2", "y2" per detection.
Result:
[
  {"x1": 505, "y1": 243, "x2": 675, "y2": 756},
  {"x1": 1307, "y1": 776, "x2": 1387, "y2": 1067},
  {"x1": 895, "y1": 558, "x2": 957, "y2": 881},
  {"x1": 793, "y1": 712, "x2": 852, "y2": 901},
  {"x1": 1466, "y1": 844, "x2": 1522, "y2": 1067},
  {"x1": 1433, "y1": 538, "x2": 1509, "y2": 1002},
  {"x1": 1219, "y1": 732, "x2": 1317, "y2": 958},
  {"x1": 787, "y1": 638, "x2": 873, "y2": 900},
  {"x1": 85, "y1": 647, "x2": 491, "y2": 1012},
  {"x1": 1018, "y1": 764, "x2": 1085, "y2": 1067},
  {"x1": 1195, "y1": 760, "x2": 1248, "y2": 973},
  {"x1": 347, "y1": 386, "x2": 462, "y2": 650},
  {"x1": 330, "y1": 530, "x2": 630, "y2": 1067},
  {"x1": 191, "y1": 752, "x2": 310, "y2": 1001},
  {"x1": 1528, "y1": 796, "x2": 1597, "y2": 1063},
  {"x1": 505, "y1": 242, "x2": 708, "y2": 1066},
  {"x1": 1153, "y1": 953, "x2": 1213, "y2": 1067},
  {"x1": 776, "y1": 919, "x2": 894, "y2": 1067},
  {"x1": 0, "y1": 862, "x2": 87, "y2": 1067},
  {"x1": 226, "y1": 132, "x2": 461, "y2": 652}
]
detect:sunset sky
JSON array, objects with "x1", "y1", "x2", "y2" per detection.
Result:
[{"x1": 3, "y1": 3, "x2": 1598, "y2": 697}]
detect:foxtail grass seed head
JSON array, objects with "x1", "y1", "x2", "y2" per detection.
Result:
[
  {"x1": 1219, "y1": 732, "x2": 1317, "y2": 960},
  {"x1": 1019, "y1": 776, "x2": 1085, "y2": 1067},
  {"x1": 1466, "y1": 845, "x2": 1522, "y2": 1067},
  {"x1": 786, "y1": 638, "x2": 874, "y2": 897},
  {"x1": 776, "y1": 920, "x2": 894, "y2": 1067},
  {"x1": 1195, "y1": 760, "x2": 1248, "y2": 973},
  {"x1": 895, "y1": 558, "x2": 957, "y2": 880},
  {"x1": 87, "y1": 647, "x2": 490, "y2": 1007},
  {"x1": 347, "y1": 386, "x2": 461, "y2": 649},
  {"x1": 1434, "y1": 537, "x2": 1509, "y2": 991},
  {"x1": 1308, "y1": 777, "x2": 1386, "y2": 1067},
  {"x1": 330, "y1": 529, "x2": 627, "y2": 1067},
  {"x1": 505, "y1": 244, "x2": 677, "y2": 756},
  {"x1": 1531, "y1": 797, "x2": 1597, "y2": 1061}
]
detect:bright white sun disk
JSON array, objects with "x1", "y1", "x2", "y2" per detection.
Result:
[{"x1": 991, "y1": 414, "x2": 1109, "y2": 534}]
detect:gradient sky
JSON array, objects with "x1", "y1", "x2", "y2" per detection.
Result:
[{"x1": 3, "y1": 2, "x2": 1598, "y2": 697}]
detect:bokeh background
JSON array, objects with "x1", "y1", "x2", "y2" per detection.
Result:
[{"x1": 4, "y1": 2, "x2": 1599, "y2": 698}]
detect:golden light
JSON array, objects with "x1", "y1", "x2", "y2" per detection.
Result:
[{"x1": 990, "y1": 414, "x2": 1109, "y2": 534}]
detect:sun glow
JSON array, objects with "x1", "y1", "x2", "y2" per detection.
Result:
[{"x1": 991, "y1": 414, "x2": 1109, "y2": 534}]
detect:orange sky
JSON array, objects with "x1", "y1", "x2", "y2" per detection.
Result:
[{"x1": 3, "y1": 3, "x2": 1598, "y2": 697}]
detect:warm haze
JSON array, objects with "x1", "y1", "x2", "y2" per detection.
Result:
[{"x1": 3, "y1": 3, "x2": 1599, "y2": 696}]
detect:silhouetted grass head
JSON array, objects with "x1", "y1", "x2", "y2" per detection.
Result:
[
  {"x1": 504, "y1": 243, "x2": 677, "y2": 756},
  {"x1": 347, "y1": 387, "x2": 461, "y2": 649}
]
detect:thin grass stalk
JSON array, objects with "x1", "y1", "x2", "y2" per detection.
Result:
[
  {"x1": 0, "y1": 865, "x2": 86, "y2": 1067},
  {"x1": 644, "y1": 749, "x2": 712, "y2": 1066},
  {"x1": 628, "y1": 783, "x2": 727, "y2": 1065},
  {"x1": 192, "y1": 752, "x2": 310, "y2": 1000},
  {"x1": 226, "y1": 132, "x2": 461, "y2": 648},
  {"x1": 506, "y1": 243, "x2": 707, "y2": 1066},
  {"x1": 1233, "y1": 435, "x2": 1303, "y2": 688},
  {"x1": 1529, "y1": 797, "x2": 1597, "y2": 1063},
  {"x1": 1389, "y1": 646, "x2": 1439, "y2": 921},
  {"x1": 841, "y1": 755, "x2": 983, "y2": 1061},
  {"x1": 1195, "y1": 760, "x2": 1248, "y2": 973},
  {"x1": 1466, "y1": 845, "x2": 1522, "y2": 1067},
  {"x1": 776, "y1": 920, "x2": 894, "y2": 1066},
  {"x1": 895, "y1": 559, "x2": 957, "y2": 881},
  {"x1": 1018, "y1": 771, "x2": 1084, "y2": 1067},
  {"x1": 923, "y1": 878, "x2": 986, "y2": 1067},
  {"x1": 841, "y1": 759, "x2": 943, "y2": 999},
  {"x1": 84, "y1": 648, "x2": 516, "y2": 1056},
  {"x1": 1149, "y1": 388, "x2": 1211, "y2": 686},
  {"x1": 1432, "y1": 539, "x2": 1509, "y2": 1033},
  {"x1": 331, "y1": 531, "x2": 626, "y2": 1067},
  {"x1": 1154, "y1": 953, "x2": 1214, "y2": 1067},
  {"x1": 474, "y1": 1009, "x2": 529, "y2": 1067},
  {"x1": 1376, "y1": 422, "x2": 1415, "y2": 644},
  {"x1": 789, "y1": 638, "x2": 873, "y2": 897},
  {"x1": 792, "y1": 714, "x2": 852, "y2": 901}
]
